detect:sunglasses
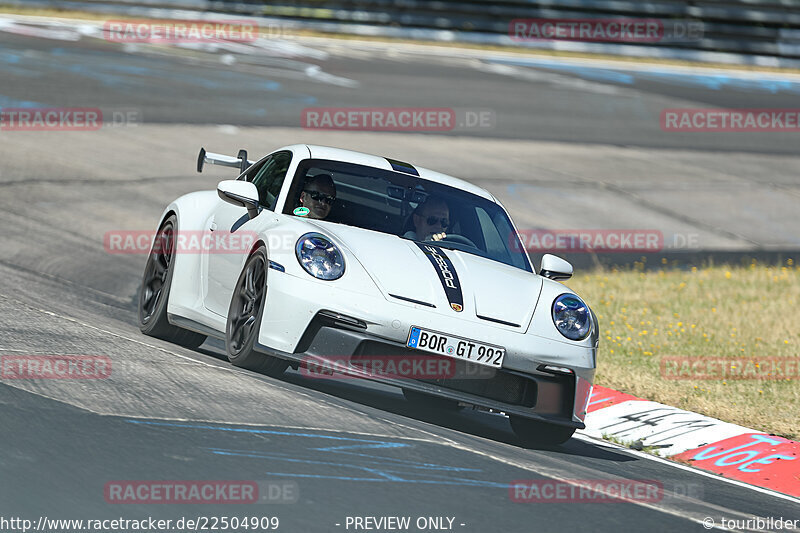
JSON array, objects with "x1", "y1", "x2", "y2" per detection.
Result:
[
  {"x1": 304, "y1": 190, "x2": 335, "y2": 205},
  {"x1": 425, "y1": 216, "x2": 450, "y2": 228}
]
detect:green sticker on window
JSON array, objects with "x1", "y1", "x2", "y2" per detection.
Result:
[{"x1": 293, "y1": 207, "x2": 310, "y2": 217}]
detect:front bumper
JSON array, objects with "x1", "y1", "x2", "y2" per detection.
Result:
[{"x1": 256, "y1": 311, "x2": 585, "y2": 429}]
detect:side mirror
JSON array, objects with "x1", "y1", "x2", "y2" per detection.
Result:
[
  {"x1": 217, "y1": 180, "x2": 260, "y2": 219},
  {"x1": 539, "y1": 254, "x2": 573, "y2": 281}
]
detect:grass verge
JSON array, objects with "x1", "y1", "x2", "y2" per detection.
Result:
[{"x1": 569, "y1": 260, "x2": 799, "y2": 440}]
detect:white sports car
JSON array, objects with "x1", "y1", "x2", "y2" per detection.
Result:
[{"x1": 137, "y1": 144, "x2": 598, "y2": 445}]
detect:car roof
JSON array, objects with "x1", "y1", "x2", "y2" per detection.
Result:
[{"x1": 298, "y1": 144, "x2": 496, "y2": 202}]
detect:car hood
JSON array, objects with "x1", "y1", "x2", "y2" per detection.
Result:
[{"x1": 310, "y1": 222, "x2": 543, "y2": 329}]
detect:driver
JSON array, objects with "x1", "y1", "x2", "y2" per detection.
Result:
[
  {"x1": 404, "y1": 196, "x2": 450, "y2": 241},
  {"x1": 299, "y1": 174, "x2": 336, "y2": 220}
]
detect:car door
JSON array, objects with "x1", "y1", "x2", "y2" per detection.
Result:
[{"x1": 203, "y1": 151, "x2": 293, "y2": 316}]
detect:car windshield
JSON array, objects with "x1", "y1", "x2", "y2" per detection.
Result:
[{"x1": 283, "y1": 158, "x2": 532, "y2": 272}]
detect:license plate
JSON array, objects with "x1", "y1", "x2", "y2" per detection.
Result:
[{"x1": 406, "y1": 326, "x2": 505, "y2": 368}]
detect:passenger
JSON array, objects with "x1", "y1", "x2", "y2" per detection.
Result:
[{"x1": 404, "y1": 196, "x2": 450, "y2": 241}]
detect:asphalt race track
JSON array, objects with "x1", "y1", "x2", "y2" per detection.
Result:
[{"x1": 0, "y1": 15, "x2": 798, "y2": 532}]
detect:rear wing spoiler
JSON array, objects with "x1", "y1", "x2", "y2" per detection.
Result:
[{"x1": 196, "y1": 147, "x2": 254, "y2": 174}]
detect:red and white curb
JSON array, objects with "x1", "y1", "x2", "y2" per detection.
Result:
[{"x1": 583, "y1": 385, "x2": 800, "y2": 498}]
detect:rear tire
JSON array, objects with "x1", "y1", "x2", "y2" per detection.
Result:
[
  {"x1": 138, "y1": 215, "x2": 207, "y2": 349},
  {"x1": 402, "y1": 388, "x2": 462, "y2": 411},
  {"x1": 509, "y1": 415, "x2": 575, "y2": 446},
  {"x1": 226, "y1": 245, "x2": 288, "y2": 377}
]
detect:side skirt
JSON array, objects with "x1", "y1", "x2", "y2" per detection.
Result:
[{"x1": 167, "y1": 313, "x2": 225, "y2": 341}]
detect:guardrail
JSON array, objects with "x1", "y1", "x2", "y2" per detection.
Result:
[{"x1": 23, "y1": 0, "x2": 800, "y2": 63}]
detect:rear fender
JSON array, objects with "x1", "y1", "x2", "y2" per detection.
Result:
[{"x1": 156, "y1": 191, "x2": 223, "y2": 328}]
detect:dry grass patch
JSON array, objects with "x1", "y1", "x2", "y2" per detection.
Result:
[{"x1": 569, "y1": 260, "x2": 800, "y2": 439}]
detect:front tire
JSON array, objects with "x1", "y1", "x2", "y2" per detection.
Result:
[
  {"x1": 138, "y1": 215, "x2": 206, "y2": 349},
  {"x1": 226, "y1": 245, "x2": 288, "y2": 377},
  {"x1": 509, "y1": 415, "x2": 575, "y2": 446}
]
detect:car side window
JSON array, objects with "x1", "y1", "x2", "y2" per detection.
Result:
[
  {"x1": 477, "y1": 207, "x2": 528, "y2": 270},
  {"x1": 476, "y1": 206, "x2": 517, "y2": 263},
  {"x1": 246, "y1": 151, "x2": 292, "y2": 210}
]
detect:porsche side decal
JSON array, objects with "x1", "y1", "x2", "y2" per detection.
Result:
[{"x1": 416, "y1": 243, "x2": 463, "y2": 312}]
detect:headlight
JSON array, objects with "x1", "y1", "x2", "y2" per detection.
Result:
[
  {"x1": 295, "y1": 233, "x2": 345, "y2": 280},
  {"x1": 552, "y1": 294, "x2": 591, "y2": 341}
]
